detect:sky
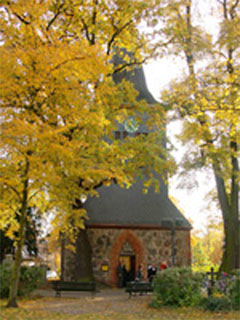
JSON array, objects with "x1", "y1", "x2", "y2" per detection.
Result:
[{"x1": 143, "y1": 60, "x2": 220, "y2": 232}]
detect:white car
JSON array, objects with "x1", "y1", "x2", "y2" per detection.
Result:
[{"x1": 46, "y1": 270, "x2": 58, "y2": 280}]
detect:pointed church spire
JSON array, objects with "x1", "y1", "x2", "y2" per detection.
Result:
[{"x1": 112, "y1": 50, "x2": 157, "y2": 104}]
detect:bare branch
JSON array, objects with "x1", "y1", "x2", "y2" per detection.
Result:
[
  {"x1": 222, "y1": 0, "x2": 228, "y2": 19},
  {"x1": 3, "y1": 182, "x2": 21, "y2": 201},
  {"x1": 28, "y1": 189, "x2": 43, "y2": 203},
  {"x1": 81, "y1": 18, "x2": 91, "y2": 43},
  {"x1": 230, "y1": 0, "x2": 239, "y2": 19},
  {"x1": 4, "y1": 0, "x2": 31, "y2": 24},
  {"x1": 112, "y1": 57, "x2": 148, "y2": 75},
  {"x1": 50, "y1": 56, "x2": 85, "y2": 72},
  {"x1": 12, "y1": 11, "x2": 30, "y2": 25},
  {"x1": 90, "y1": 0, "x2": 98, "y2": 44},
  {"x1": 107, "y1": 20, "x2": 133, "y2": 55},
  {"x1": 46, "y1": 2, "x2": 65, "y2": 31}
]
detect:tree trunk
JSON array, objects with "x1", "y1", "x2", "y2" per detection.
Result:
[
  {"x1": 7, "y1": 161, "x2": 29, "y2": 308},
  {"x1": 6, "y1": 229, "x2": 24, "y2": 308},
  {"x1": 60, "y1": 228, "x2": 93, "y2": 281},
  {"x1": 214, "y1": 162, "x2": 239, "y2": 272},
  {"x1": 74, "y1": 229, "x2": 93, "y2": 281},
  {"x1": 220, "y1": 213, "x2": 239, "y2": 272},
  {"x1": 220, "y1": 0, "x2": 240, "y2": 272}
]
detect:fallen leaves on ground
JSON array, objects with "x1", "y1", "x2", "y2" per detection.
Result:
[{"x1": 0, "y1": 296, "x2": 239, "y2": 320}]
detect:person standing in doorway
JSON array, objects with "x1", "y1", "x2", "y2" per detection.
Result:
[{"x1": 122, "y1": 264, "x2": 127, "y2": 286}]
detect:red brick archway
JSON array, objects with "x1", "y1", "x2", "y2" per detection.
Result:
[{"x1": 109, "y1": 230, "x2": 145, "y2": 286}]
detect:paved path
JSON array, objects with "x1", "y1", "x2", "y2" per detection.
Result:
[
  {"x1": 28, "y1": 288, "x2": 153, "y2": 316},
  {"x1": 18, "y1": 289, "x2": 240, "y2": 320}
]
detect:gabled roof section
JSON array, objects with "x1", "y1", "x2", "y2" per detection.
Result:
[{"x1": 84, "y1": 181, "x2": 191, "y2": 229}]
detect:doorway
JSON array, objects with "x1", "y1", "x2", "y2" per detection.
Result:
[
  {"x1": 119, "y1": 255, "x2": 136, "y2": 284},
  {"x1": 109, "y1": 230, "x2": 145, "y2": 286}
]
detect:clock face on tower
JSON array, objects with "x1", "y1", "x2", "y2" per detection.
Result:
[{"x1": 123, "y1": 117, "x2": 139, "y2": 133}]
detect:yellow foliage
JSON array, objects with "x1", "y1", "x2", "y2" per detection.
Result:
[{"x1": 0, "y1": 0, "x2": 171, "y2": 243}]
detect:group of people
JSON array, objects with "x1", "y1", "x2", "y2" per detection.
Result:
[{"x1": 117, "y1": 260, "x2": 168, "y2": 287}]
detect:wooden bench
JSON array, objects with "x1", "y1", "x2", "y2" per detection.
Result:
[
  {"x1": 125, "y1": 281, "x2": 153, "y2": 297},
  {"x1": 51, "y1": 280, "x2": 97, "y2": 297}
]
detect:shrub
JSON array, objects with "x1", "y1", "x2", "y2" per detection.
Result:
[
  {"x1": 200, "y1": 295, "x2": 232, "y2": 312},
  {"x1": 0, "y1": 260, "x2": 11, "y2": 298},
  {"x1": 199, "y1": 270, "x2": 240, "y2": 312},
  {"x1": 0, "y1": 261, "x2": 45, "y2": 298},
  {"x1": 18, "y1": 265, "x2": 45, "y2": 296},
  {"x1": 228, "y1": 271, "x2": 240, "y2": 310},
  {"x1": 152, "y1": 267, "x2": 204, "y2": 307}
]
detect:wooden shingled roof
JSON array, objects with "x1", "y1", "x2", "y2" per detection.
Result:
[{"x1": 85, "y1": 181, "x2": 191, "y2": 229}]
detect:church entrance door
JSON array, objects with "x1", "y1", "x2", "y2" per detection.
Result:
[
  {"x1": 120, "y1": 255, "x2": 135, "y2": 283},
  {"x1": 110, "y1": 231, "x2": 144, "y2": 286}
]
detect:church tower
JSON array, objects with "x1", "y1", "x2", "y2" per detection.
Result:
[{"x1": 61, "y1": 56, "x2": 192, "y2": 285}]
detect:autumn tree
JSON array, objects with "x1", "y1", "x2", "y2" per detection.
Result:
[
  {"x1": 0, "y1": 0, "x2": 172, "y2": 307},
  {"x1": 192, "y1": 215, "x2": 224, "y2": 271},
  {"x1": 159, "y1": 0, "x2": 240, "y2": 272},
  {"x1": 203, "y1": 215, "x2": 224, "y2": 267}
]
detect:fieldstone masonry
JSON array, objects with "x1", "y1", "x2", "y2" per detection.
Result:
[{"x1": 87, "y1": 227, "x2": 191, "y2": 286}]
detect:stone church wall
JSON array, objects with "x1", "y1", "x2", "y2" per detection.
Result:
[{"x1": 87, "y1": 227, "x2": 191, "y2": 285}]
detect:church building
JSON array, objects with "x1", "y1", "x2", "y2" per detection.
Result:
[{"x1": 61, "y1": 57, "x2": 192, "y2": 286}]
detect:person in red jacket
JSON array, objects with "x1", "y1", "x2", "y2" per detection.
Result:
[{"x1": 160, "y1": 261, "x2": 167, "y2": 270}]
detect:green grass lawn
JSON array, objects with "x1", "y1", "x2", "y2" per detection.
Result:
[{"x1": 0, "y1": 298, "x2": 239, "y2": 320}]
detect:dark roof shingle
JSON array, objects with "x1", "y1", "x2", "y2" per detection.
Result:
[{"x1": 85, "y1": 182, "x2": 191, "y2": 229}]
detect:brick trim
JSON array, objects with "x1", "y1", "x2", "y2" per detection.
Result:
[
  {"x1": 109, "y1": 230, "x2": 145, "y2": 285},
  {"x1": 87, "y1": 223, "x2": 191, "y2": 230}
]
